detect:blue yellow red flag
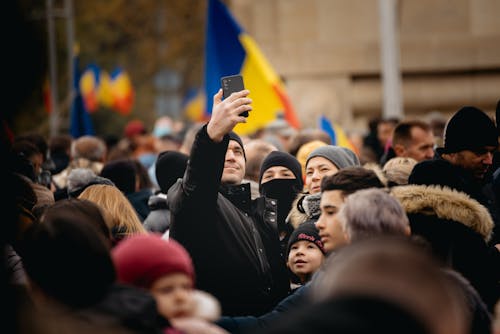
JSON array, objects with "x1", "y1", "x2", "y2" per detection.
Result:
[
  {"x1": 70, "y1": 46, "x2": 95, "y2": 138},
  {"x1": 205, "y1": 0, "x2": 300, "y2": 135},
  {"x1": 319, "y1": 115, "x2": 359, "y2": 156}
]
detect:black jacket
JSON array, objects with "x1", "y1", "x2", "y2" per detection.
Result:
[
  {"x1": 168, "y1": 125, "x2": 289, "y2": 316},
  {"x1": 391, "y1": 184, "x2": 500, "y2": 311}
]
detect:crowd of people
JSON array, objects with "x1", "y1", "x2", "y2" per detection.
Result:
[{"x1": 3, "y1": 78, "x2": 500, "y2": 334}]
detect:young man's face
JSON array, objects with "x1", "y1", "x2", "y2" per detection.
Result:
[
  {"x1": 315, "y1": 189, "x2": 348, "y2": 253},
  {"x1": 221, "y1": 140, "x2": 246, "y2": 185},
  {"x1": 150, "y1": 273, "x2": 194, "y2": 320},
  {"x1": 261, "y1": 166, "x2": 296, "y2": 184},
  {"x1": 445, "y1": 146, "x2": 496, "y2": 180}
]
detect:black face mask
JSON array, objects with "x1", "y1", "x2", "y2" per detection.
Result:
[{"x1": 261, "y1": 178, "x2": 302, "y2": 225}]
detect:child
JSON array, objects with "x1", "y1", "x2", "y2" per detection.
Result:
[
  {"x1": 286, "y1": 221, "x2": 326, "y2": 290},
  {"x1": 111, "y1": 233, "x2": 227, "y2": 334}
]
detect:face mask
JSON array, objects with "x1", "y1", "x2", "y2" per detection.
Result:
[{"x1": 261, "y1": 178, "x2": 302, "y2": 225}]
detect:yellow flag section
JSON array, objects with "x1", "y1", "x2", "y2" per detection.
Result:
[{"x1": 235, "y1": 35, "x2": 300, "y2": 135}]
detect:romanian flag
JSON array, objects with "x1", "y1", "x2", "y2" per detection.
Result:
[
  {"x1": 204, "y1": 0, "x2": 300, "y2": 136},
  {"x1": 70, "y1": 46, "x2": 95, "y2": 138},
  {"x1": 80, "y1": 63, "x2": 101, "y2": 113},
  {"x1": 319, "y1": 115, "x2": 359, "y2": 156},
  {"x1": 182, "y1": 87, "x2": 207, "y2": 122},
  {"x1": 109, "y1": 67, "x2": 135, "y2": 116}
]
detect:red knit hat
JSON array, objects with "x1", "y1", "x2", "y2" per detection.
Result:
[
  {"x1": 112, "y1": 233, "x2": 195, "y2": 289},
  {"x1": 124, "y1": 119, "x2": 146, "y2": 139}
]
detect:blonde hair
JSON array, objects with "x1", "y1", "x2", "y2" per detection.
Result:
[{"x1": 78, "y1": 184, "x2": 146, "y2": 238}]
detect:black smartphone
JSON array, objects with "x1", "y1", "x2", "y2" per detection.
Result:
[{"x1": 221, "y1": 74, "x2": 248, "y2": 117}]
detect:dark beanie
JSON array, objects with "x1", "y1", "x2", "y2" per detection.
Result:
[
  {"x1": 437, "y1": 106, "x2": 498, "y2": 154},
  {"x1": 155, "y1": 150, "x2": 189, "y2": 193},
  {"x1": 100, "y1": 159, "x2": 136, "y2": 194},
  {"x1": 112, "y1": 234, "x2": 194, "y2": 289},
  {"x1": 228, "y1": 131, "x2": 246, "y2": 160},
  {"x1": 259, "y1": 151, "x2": 303, "y2": 186},
  {"x1": 287, "y1": 221, "x2": 325, "y2": 255}
]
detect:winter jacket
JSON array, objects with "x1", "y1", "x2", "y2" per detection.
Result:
[
  {"x1": 143, "y1": 193, "x2": 171, "y2": 233},
  {"x1": 391, "y1": 184, "x2": 500, "y2": 311},
  {"x1": 127, "y1": 188, "x2": 153, "y2": 222},
  {"x1": 167, "y1": 125, "x2": 289, "y2": 316}
]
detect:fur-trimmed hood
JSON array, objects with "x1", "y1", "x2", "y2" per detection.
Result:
[
  {"x1": 390, "y1": 184, "x2": 494, "y2": 242},
  {"x1": 287, "y1": 193, "x2": 321, "y2": 229}
]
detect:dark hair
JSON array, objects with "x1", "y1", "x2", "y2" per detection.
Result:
[
  {"x1": 22, "y1": 199, "x2": 115, "y2": 308},
  {"x1": 392, "y1": 120, "x2": 431, "y2": 147},
  {"x1": 100, "y1": 159, "x2": 137, "y2": 194},
  {"x1": 321, "y1": 166, "x2": 385, "y2": 197}
]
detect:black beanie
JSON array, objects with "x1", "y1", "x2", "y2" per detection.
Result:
[
  {"x1": 155, "y1": 150, "x2": 189, "y2": 193},
  {"x1": 437, "y1": 106, "x2": 498, "y2": 154},
  {"x1": 287, "y1": 221, "x2": 325, "y2": 255},
  {"x1": 259, "y1": 151, "x2": 303, "y2": 186},
  {"x1": 228, "y1": 131, "x2": 246, "y2": 160}
]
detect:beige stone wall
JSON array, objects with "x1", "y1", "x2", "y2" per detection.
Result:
[{"x1": 231, "y1": 0, "x2": 500, "y2": 133}]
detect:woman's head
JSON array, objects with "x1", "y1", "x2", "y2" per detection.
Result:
[{"x1": 305, "y1": 146, "x2": 360, "y2": 194}]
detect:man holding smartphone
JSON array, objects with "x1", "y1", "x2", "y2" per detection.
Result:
[{"x1": 167, "y1": 86, "x2": 291, "y2": 316}]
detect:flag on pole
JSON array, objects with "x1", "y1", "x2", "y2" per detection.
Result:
[
  {"x1": 70, "y1": 45, "x2": 95, "y2": 138},
  {"x1": 204, "y1": 0, "x2": 300, "y2": 136},
  {"x1": 319, "y1": 115, "x2": 359, "y2": 155}
]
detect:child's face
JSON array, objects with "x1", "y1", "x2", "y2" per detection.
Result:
[
  {"x1": 287, "y1": 240, "x2": 324, "y2": 283},
  {"x1": 150, "y1": 273, "x2": 194, "y2": 320}
]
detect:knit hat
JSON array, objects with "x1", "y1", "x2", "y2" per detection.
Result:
[
  {"x1": 383, "y1": 157, "x2": 418, "y2": 186},
  {"x1": 436, "y1": 106, "x2": 498, "y2": 154},
  {"x1": 259, "y1": 151, "x2": 303, "y2": 186},
  {"x1": 124, "y1": 119, "x2": 146, "y2": 139},
  {"x1": 112, "y1": 234, "x2": 195, "y2": 289},
  {"x1": 306, "y1": 145, "x2": 360, "y2": 170},
  {"x1": 155, "y1": 150, "x2": 189, "y2": 193},
  {"x1": 287, "y1": 221, "x2": 325, "y2": 255},
  {"x1": 228, "y1": 131, "x2": 246, "y2": 160}
]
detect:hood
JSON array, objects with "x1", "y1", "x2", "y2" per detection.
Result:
[{"x1": 390, "y1": 184, "x2": 494, "y2": 241}]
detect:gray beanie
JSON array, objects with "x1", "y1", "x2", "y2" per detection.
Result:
[{"x1": 306, "y1": 145, "x2": 360, "y2": 170}]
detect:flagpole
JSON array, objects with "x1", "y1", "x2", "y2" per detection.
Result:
[
  {"x1": 378, "y1": 0, "x2": 404, "y2": 120},
  {"x1": 66, "y1": 0, "x2": 75, "y2": 110},
  {"x1": 46, "y1": 0, "x2": 60, "y2": 136}
]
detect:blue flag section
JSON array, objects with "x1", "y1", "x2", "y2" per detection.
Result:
[
  {"x1": 70, "y1": 50, "x2": 95, "y2": 138},
  {"x1": 319, "y1": 115, "x2": 337, "y2": 145},
  {"x1": 204, "y1": 0, "x2": 245, "y2": 117}
]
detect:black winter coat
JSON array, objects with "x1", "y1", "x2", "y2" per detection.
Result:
[{"x1": 167, "y1": 125, "x2": 289, "y2": 316}]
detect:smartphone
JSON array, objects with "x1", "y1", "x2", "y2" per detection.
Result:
[{"x1": 221, "y1": 74, "x2": 248, "y2": 117}]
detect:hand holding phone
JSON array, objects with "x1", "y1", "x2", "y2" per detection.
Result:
[{"x1": 221, "y1": 74, "x2": 249, "y2": 117}]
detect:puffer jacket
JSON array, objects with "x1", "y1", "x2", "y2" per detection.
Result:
[
  {"x1": 167, "y1": 125, "x2": 289, "y2": 316},
  {"x1": 391, "y1": 184, "x2": 500, "y2": 311}
]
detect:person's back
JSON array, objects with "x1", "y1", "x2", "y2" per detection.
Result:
[
  {"x1": 52, "y1": 135, "x2": 107, "y2": 200},
  {"x1": 100, "y1": 158, "x2": 153, "y2": 221}
]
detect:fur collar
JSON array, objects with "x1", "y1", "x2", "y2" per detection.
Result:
[{"x1": 390, "y1": 185, "x2": 494, "y2": 241}]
